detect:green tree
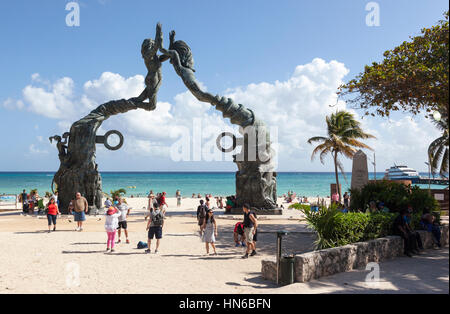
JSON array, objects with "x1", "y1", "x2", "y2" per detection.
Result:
[
  {"x1": 428, "y1": 115, "x2": 449, "y2": 178},
  {"x1": 338, "y1": 11, "x2": 449, "y2": 119},
  {"x1": 108, "y1": 188, "x2": 127, "y2": 200},
  {"x1": 307, "y1": 110, "x2": 375, "y2": 201}
]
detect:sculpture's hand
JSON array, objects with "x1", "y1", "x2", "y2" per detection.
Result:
[
  {"x1": 169, "y1": 30, "x2": 176, "y2": 45},
  {"x1": 156, "y1": 22, "x2": 163, "y2": 48}
]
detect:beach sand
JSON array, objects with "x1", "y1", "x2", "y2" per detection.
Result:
[{"x1": 0, "y1": 197, "x2": 317, "y2": 294}]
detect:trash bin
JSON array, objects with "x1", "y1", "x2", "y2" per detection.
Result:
[{"x1": 279, "y1": 255, "x2": 295, "y2": 286}]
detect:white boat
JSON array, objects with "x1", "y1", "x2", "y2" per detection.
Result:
[{"x1": 384, "y1": 165, "x2": 420, "y2": 181}]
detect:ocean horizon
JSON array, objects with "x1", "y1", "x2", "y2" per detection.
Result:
[{"x1": 0, "y1": 171, "x2": 444, "y2": 198}]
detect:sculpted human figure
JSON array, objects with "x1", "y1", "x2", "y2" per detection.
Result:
[
  {"x1": 159, "y1": 30, "x2": 216, "y2": 104},
  {"x1": 158, "y1": 25, "x2": 277, "y2": 209},
  {"x1": 133, "y1": 23, "x2": 166, "y2": 110},
  {"x1": 49, "y1": 132, "x2": 70, "y2": 159}
]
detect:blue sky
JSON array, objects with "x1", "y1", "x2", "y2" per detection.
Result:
[{"x1": 0, "y1": 0, "x2": 448, "y2": 172}]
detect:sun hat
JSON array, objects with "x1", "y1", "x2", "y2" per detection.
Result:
[{"x1": 107, "y1": 207, "x2": 117, "y2": 215}]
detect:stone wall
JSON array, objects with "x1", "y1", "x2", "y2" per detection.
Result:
[{"x1": 261, "y1": 225, "x2": 449, "y2": 284}]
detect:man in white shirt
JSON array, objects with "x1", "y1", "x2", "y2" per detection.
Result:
[{"x1": 116, "y1": 198, "x2": 131, "y2": 244}]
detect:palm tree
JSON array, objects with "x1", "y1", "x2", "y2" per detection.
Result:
[
  {"x1": 307, "y1": 110, "x2": 376, "y2": 202},
  {"x1": 428, "y1": 114, "x2": 449, "y2": 178}
]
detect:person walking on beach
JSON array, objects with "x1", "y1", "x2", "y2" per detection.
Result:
[
  {"x1": 104, "y1": 206, "x2": 121, "y2": 253},
  {"x1": 20, "y1": 189, "x2": 28, "y2": 212},
  {"x1": 343, "y1": 192, "x2": 349, "y2": 208},
  {"x1": 145, "y1": 205, "x2": 164, "y2": 254},
  {"x1": 52, "y1": 191, "x2": 60, "y2": 208},
  {"x1": 176, "y1": 190, "x2": 182, "y2": 207},
  {"x1": 201, "y1": 209, "x2": 218, "y2": 255},
  {"x1": 197, "y1": 200, "x2": 208, "y2": 234},
  {"x1": 70, "y1": 192, "x2": 88, "y2": 231},
  {"x1": 242, "y1": 203, "x2": 258, "y2": 259},
  {"x1": 145, "y1": 193, "x2": 158, "y2": 220},
  {"x1": 45, "y1": 197, "x2": 60, "y2": 233},
  {"x1": 157, "y1": 192, "x2": 167, "y2": 211},
  {"x1": 116, "y1": 198, "x2": 131, "y2": 244}
]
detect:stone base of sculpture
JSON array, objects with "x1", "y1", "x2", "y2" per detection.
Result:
[{"x1": 226, "y1": 207, "x2": 283, "y2": 215}]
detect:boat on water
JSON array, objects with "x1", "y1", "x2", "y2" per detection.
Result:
[{"x1": 384, "y1": 165, "x2": 420, "y2": 182}]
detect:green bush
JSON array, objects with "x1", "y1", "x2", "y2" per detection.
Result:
[
  {"x1": 362, "y1": 212, "x2": 396, "y2": 241},
  {"x1": 349, "y1": 180, "x2": 440, "y2": 213},
  {"x1": 301, "y1": 205, "x2": 369, "y2": 249},
  {"x1": 289, "y1": 203, "x2": 311, "y2": 211},
  {"x1": 300, "y1": 205, "x2": 425, "y2": 250}
]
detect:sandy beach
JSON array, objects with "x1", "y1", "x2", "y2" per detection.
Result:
[{"x1": 0, "y1": 197, "x2": 317, "y2": 294}]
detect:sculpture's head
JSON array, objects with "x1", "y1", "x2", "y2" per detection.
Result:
[
  {"x1": 170, "y1": 40, "x2": 195, "y2": 72},
  {"x1": 49, "y1": 135, "x2": 61, "y2": 143},
  {"x1": 141, "y1": 38, "x2": 156, "y2": 58}
]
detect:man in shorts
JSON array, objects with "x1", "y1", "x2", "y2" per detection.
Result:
[
  {"x1": 242, "y1": 203, "x2": 258, "y2": 259},
  {"x1": 145, "y1": 205, "x2": 164, "y2": 254},
  {"x1": 116, "y1": 198, "x2": 131, "y2": 244},
  {"x1": 70, "y1": 192, "x2": 88, "y2": 231}
]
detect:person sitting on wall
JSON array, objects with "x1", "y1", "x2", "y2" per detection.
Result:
[
  {"x1": 405, "y1": 206, "x2": 424, "y2": 252},
  {"x1": 367, "y1": 201, "x2": 378, "y2": 213},
  {"x1": 420, "y1": 212, "x2": 442, "y2": 249},
  {"x1": 378, "y1": 202, "x2": 390, "y2": 213},
  {"x1": 393, "y1": 209, "x2": 422, "y2": 257}
]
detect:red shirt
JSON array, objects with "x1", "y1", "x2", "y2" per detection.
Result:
[{"x1": 47, "y1": 203, "x2": 58, "y2": 215}]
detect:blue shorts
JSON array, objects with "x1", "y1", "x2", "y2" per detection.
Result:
[
  {"x1": 47, "y1": 214, "x2": 57, "y2": 226},
  {"x1": 74, "y1": 211, "x2": 86, "y2": 222},
  {"x1": 148, "y1": 226, "x2": 162, "y2": 239}
]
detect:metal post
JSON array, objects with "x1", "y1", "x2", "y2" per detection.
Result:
[
  {"x1": 276, "y1": 231, "x2": 288, "y2": 285},
  {"x1": 425, "y1": 162, "x2": 431, "y2": 192},
  {"x1": 276, "y1": 235, "x2": 281, "y2": 285},
  {"x1": 373, "y1": 152, "x2": 376, "y2": 180}
]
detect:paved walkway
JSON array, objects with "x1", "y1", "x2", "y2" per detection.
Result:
[{"x1": 262, "y1": 248, "x2": 449, "y2": 294}]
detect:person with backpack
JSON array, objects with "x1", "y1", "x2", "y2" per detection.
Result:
[
  {"x1": 145, "y1": 204, "x2": 164, "y2": 254},
  {"x1": 233, "y1": 222, "x2": 246, "y2": 247},
  {"x1": 197, "y1": 200, "x2": 208, "y2": 235},
  {"x1": 201, "y1": 209, "x2": 218, "y2": 255},
  {"x1": 242, "y1": 203, "x2": 258, "y2": 259}
]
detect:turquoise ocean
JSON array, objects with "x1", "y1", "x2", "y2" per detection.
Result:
[{"x1": 0, "y1": 172, "x2": 444, "y2": 198}]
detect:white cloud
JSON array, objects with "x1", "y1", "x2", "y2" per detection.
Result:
[
  {"x1": 11, "y1": 59, "x2": 442, "y2": 171},
  {"x1": 22, "y1": 77, "x2": 76, "y2": 119},
  {"x1": 28, "y1": 144, "x2": 48, "y2": 155},
  {"x1": 83, "y1": 72, "x2": 145, "y2": 105},
  {"x1": 2, "y1": 98, "x2": 24, "y2": 110}
]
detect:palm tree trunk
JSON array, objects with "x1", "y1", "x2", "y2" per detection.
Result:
[{"x1": 333, "y1": 151, "x2": 341, "y2": 203}]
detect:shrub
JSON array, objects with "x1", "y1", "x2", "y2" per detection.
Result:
[
  {"x1": 349, "y1": 180, "x2": 440, "y2": 213},
  {"x1": 362, "y1": 212, "x2": 396, "y2": 241},
  {"x1": 289, "y1": 203, "x2": 311, "y2": 211},
  {"x1": 300, "y1": 204, "x2": 425, "y2": 249},
  {"x1": 301, "y1": 205, "x2": 369, "y2": 249}
]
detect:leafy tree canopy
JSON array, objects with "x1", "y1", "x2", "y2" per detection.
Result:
[{"x1": 338, "y1": 11, "x2": 449, "y2": 119}]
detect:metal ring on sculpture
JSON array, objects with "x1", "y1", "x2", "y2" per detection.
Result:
[
  {"x1": 216, "y1": 132, "x2": 237, "y2": 153},
  {"x1": 96, "y1": 130, "x2": 124, "y2": 151}
]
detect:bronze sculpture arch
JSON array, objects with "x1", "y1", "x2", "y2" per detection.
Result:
[{"x1": 51, "y1": 23, "x2": 278, "y2": 214}]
